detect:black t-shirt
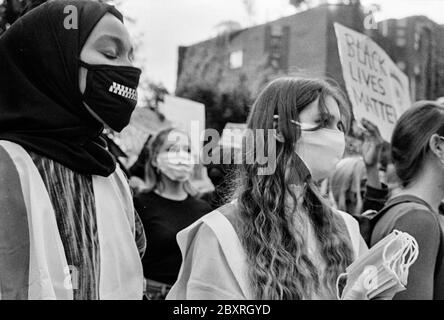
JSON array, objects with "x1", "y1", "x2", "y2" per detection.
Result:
[{"x1": 134, "y1": 191, "x2": 212, "y2": 285}]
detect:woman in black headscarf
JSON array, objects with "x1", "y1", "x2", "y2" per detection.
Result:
[{"x1": 0, "y1": 0, "x2": 145, "y2": 300}]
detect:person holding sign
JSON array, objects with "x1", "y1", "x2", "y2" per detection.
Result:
[
  {"x1": 370, "y1": 101, "x2": 444, "y2": 299},
  {"x1": 330, "y1": 119, "x2": 388, "y2": 215},
  {"x1": 329, "y1": 119, "x2": 390, "y2": 242}
]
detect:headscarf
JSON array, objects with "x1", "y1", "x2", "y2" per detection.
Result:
[{"x1": 0, "y1": 0, "x2": 125, "y2": 176}]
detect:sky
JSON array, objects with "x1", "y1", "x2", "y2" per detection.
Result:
[{"x1": 117, "y1": 0, "x2": 444, "y2": 93}]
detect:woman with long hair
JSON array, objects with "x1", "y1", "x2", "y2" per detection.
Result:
[
  {"x1": 0, "y1": 0, "x2": 144, "y2": 299},
  {"x1": 167, "y1": 77, "x2": 369, "y2": 300},
  {"x1": 329, "y1": 118, "x2": 387, "y2": 219},
  {"x1": 134, "y1": 127, "x2": 211, "y2": 299},
  {"x1": 370, "y1": 101, "x2": 444, "y2": 299}
]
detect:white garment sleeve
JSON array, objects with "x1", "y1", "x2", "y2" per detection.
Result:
[
  {"x1": 186, "y1": 223, "x2": 246, "y2": 300},
  {"x1": 358, "y1": 235, "x2": 369, "y2": 258}
]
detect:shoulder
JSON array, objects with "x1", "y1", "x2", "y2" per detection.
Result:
[
  {"x1": 216, "y1": 202, "x2": 242, "y2": 234},
  {"x1": 393, "y1": 206, "x2": 440, "y2": 237},
  {"x1": 383, "y1": 201, "x2": 440, "y2": 234},
  {"x1": 0, "y1": 143, "x2": 16, "y2": 173},
  {"x1": 178, "y1": 208, "x2": 238, "y2": 249},
  {"x1": 0, "y1": 143, "x2": 28, "y2": 219},
  {"x1": 193, "y1": 222, "x2": 219, "y2": 248},
  {"x1": 133, "y1": 189, "x2": 156, "y2": 201},
  {"x1": 334, "y1": 209, "x2": 364, "y2": 256},
  {"x1": 0, "y1": 143, "x2": 23, "y2": 188},
  {"x1": 176, "y1": 210, "x2": 222, "y2": 252},
  {"x1": 133, "y1": 190, "x2": 157, "y2": 208},
  {"x1": 335, "y1": 209, "x2": 360, "y2": 234},
  {"x1": 187, "y1": 196, "x2": 213, "y2": 214},
  {"x1": 373, "y1": 203, "x2": 440, "y2": 247}
]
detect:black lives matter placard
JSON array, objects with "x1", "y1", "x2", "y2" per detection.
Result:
[{"x1": 334, "y1": 23, "x2": 411, "y2": 141}]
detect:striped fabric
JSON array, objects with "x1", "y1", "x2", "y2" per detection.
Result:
[{"x1": 29, "y1": 152, "x2": 100, "y2": 300}]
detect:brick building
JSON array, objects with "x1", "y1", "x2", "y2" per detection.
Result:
[
  {"x1": 176, "y1": 2, "x2": 365, "y2": 98},
  {"x1": 176, "y1": 2, "x2": 444, "y2": 102},
  {"x1": 370, "y1": 16, "x2": 444, "y2": 100}
]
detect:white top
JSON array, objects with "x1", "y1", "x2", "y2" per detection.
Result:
[
  {"x1": 0, "y1": 140, "x2": 144, "y2": 300},
  {"x1": 167, "y1": 206, "x2": 368, "y2": 300}
]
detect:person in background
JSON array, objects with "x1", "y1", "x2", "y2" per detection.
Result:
[
  {"x1": 329, "y1": 119, "x2": 389, "y2": 242},
  {"x1": 385, "y1": 162, "x2": 401, "y2": 196},
  {"x1": 167, "y1": 77, "x2": 369, "y2": 300},
  {"x1": 0, "y1": 0, "x2": 144, "y2": 299},
  {"x1": 330, "y1": 157, "x2": 367, "y2": 214},
  {"x1": 134, "y1": 127, "x2": 212, "y2": 300},
  {"x1": 370, "y1": 101, "x2": 444, "y2": 300},
  {"x1": 128, "y1": 134, "x2": 153, "y2": 193},
  {"x1": 329, "y1": 120, "x2": 388, "y2": 212},
  {"x1": 202, "y1": 145, "x2": 239, "y2": 210}
]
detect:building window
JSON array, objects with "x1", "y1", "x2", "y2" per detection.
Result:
[
  {"x1": 414, "y1": 32, "x2": 421, "y2": 50},
  {"x1": 396, "y1": 28, "x2": 407, "y2": 47},
  {"x1": 396, "y1": 37, "x2": 407, "y2": 47},
  {"x1": 264, "y1": 24, "x2": 290, "y2": 71},
  {"x1": 229, "y1": 50, "x2": 243, "y2": 69},
  {"x1": 397, "y1": 19, "x2": 408, "y2": 28},
  {"x1": 380, "y1": 20, "x2": 389, "y2": 37}
]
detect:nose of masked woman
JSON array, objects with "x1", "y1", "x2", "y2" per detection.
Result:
[{"x1": 156, "y1": 151, "x2": 195, "y2": 182}]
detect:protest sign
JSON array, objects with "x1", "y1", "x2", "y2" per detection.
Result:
[
  {"x1": 334, "y1": 23, "x2": 411, "y2": 141},
  {"x1": 158, "y1": 95, "x2": 205, "y2": 157}
]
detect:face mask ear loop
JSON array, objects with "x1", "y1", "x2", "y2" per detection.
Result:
[
  {"x1": 398, "y1": 240, "x2": 412, "y2": 282},
  {"x1": 398, "y1": 235, "x2": 419, "y2": 284},
  {"x1": 382, "y1": 233, "x2": 400, "y2": 265},
  {"x1": 401, "y1": 236, "x2": 419, "y2": 281},
  {"x1": 403, "y1": 236, "x2": 419, "y2": 268}
]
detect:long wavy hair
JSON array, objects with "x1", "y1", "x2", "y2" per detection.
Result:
[{"x1": 235, "y1": 77, "x2": 354, "y2": 300}]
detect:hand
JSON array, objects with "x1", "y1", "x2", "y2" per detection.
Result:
[{"x1": 361, "y1": 119, "x2": 384, "y2": 168}]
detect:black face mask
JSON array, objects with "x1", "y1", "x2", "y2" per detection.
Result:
[{"x1": 80, "y1": 60, "x2": 142, "y2": 132}]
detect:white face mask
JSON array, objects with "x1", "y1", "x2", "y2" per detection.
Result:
[
  {"x1": 337, "y1": 230, "x2": 419, "y2": 300},
  {"x1": 156, "y1": 151, "x2": 194, "y2": 182},
  {"x1": 294, "y1": 122, "x2": 345, "y2": 182}
]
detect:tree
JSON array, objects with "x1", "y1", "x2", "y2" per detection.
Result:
[
  {"x1": 176, "y1": 75, "x2": 252, "y2": 135},
  {"x1": 176, "y1": 81, "x2": 223, "y2": 133}
]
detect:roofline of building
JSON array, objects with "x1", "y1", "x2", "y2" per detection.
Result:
[
  {"x1": 378, "y1": 15, "x2": 442, "y2": 27},
  {"x1": 181, "y1": 4, "x2": 444, "y2": 50},
  {"x1": 180, "y1": 3, "x2": 354, "y2": 49}
]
